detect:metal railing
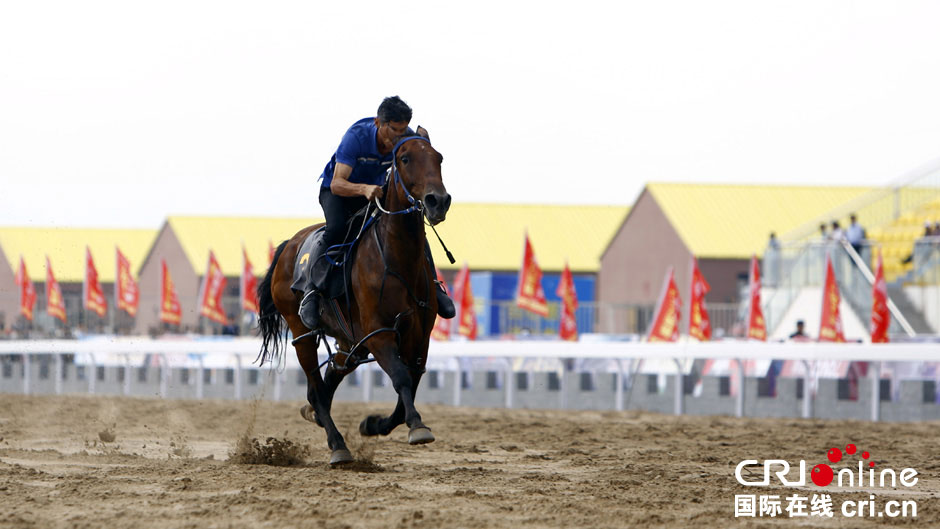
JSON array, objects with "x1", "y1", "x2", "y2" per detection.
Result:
[
  {"x1": 909, "y1": 237, "x2": 940, "y2": 285},
  {"x1": 2, "y1": 339, "x2": 938, "y2": 422},
  {"x1": 762, "y1": 240, "x2": 916, "y2": 338}
]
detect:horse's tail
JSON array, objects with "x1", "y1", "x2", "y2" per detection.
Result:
[{"x1": 256, "y1": 240, "x2": 289, "y2": 366}]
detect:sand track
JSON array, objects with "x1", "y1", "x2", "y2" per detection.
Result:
[{"x1": 1, "y1": 394, "x2": 938, "y2": 528}]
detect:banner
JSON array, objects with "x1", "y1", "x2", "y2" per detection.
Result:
[
  {"x1": 556, "y1": 261, "x2": 578, "y2": 341},
  {"x1": 45, "y1": 256, "x2": 67, "y2": 323},
  {"x1": 647, "y1": 267, "x2": 681, "y2": 342},
  {"x1": 746, "y1": 255, "x2": 767, "y2": 341},
  {"x1": 819, "y1": 254, "x2": 845, "y2": 342},
  {"x1": 241, "y1": 246, "x2": 259, "y2": 313},
  {"x1": 116, "y1": 247, "x2": 139, "y2": 317},
  {"x1": 83, "y1": 247, "x2": 107, "y2": 317},
  {"x1": 160, "y1": 260, "x2": 182, "y2": 324},
  {"x1": 454, "y1": 263, "x2": 477, "y2": 340},
  {"x1": 870, "y1": 248, "x2": 890, "y2": 343},
  {"x1": 198, "y1": 250, "x2": 228, "y2": 325},
  {"x1": 15, "y1": 256, "x2": 37, "y2": 321},
  {"x1": 515, "y1": 233, "x2": 549, "y2": 316},
  {"x1": 688, "y1": 257, "x2": 712, "y2": 341},
  {"x1": 431, "y1": 267, "x2": 452, "y2": 341}
]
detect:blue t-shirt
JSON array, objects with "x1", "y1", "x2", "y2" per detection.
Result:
[{"x1": 319, "y1": 117, "x2": 393, "y2": 189}]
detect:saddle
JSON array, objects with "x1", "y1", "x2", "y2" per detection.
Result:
[{"x1": 290, "y1": 205, "x2": 374, "y2": 300}]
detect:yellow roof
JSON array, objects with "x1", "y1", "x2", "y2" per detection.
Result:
[
  {"x1": 646, "y1": 183, "x2": 876, "y2": 258},
  {"x1": 0, "y1": 227, "x2": 157, "y2": 282},
  {"x1": 167, "y1": 206, "x2": 627, "y2": 276},
  {"x1": 428, "y1": 204, "x2": 629, "y2": 272},
  {"x1": 167, "y1": 216, "x2": 324, "y2": 276}
]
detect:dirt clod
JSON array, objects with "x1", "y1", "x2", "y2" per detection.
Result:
[
  {"x1": 229, "y1": 436, "x2": 310, "y2": 466},
  {"x1": 97, "y1": 429, "x2": 116, "y2": 443}
]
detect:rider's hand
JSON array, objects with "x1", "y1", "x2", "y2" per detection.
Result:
[{"x1": 363, "y1": 185, "x2": 384, "y2": 202}]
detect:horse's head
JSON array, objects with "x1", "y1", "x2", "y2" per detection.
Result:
[{"x1": 390, "y1": 127, "x2": 450, "y2": 225}]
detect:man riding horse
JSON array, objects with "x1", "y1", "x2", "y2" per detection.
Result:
[
  {"x1": 297, "y1": 96, "x2": 455, "y2": 330},
  {"x1": 258, "y1": 96, "x2": 452, "y2": 464}
]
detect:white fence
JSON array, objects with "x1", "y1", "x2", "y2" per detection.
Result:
[{"x1": 1, "y1": 338, "x2": 938, "y2": 422}]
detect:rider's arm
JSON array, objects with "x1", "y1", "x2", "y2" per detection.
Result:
[{"x1": 330, "y1": 162, "x2": 383, "y2": 201}]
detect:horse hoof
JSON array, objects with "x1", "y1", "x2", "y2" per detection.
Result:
[
  {"x1": 408, "y1": 427, "x2": 435, "y2": 445},
  {"x1": 300, "y1": 404, "x2": 321, "y2": 426},
  {"x1": 329, "y1": 449, "x2": 354, "y2": 466},
  {"x1": 359, "y1": 414, "x2": 383, "y2": 436}
]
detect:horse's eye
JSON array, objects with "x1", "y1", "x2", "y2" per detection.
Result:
[{"x1": 401, "y1": 155, "x2": 409, "y2": 165}]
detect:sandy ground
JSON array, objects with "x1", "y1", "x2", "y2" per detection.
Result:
[{"x1": 1, "y1": 393, "x2": 938, "y2": 529}]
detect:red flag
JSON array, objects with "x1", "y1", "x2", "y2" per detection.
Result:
[
  {"x1": 647, "y1": 267, "x2": 681, "y2": 342},
  {"x1": 688, "y1": 257, "x2": 712, "y2": 341},
  {"x1": 556, "y1": 261, "x2": 578, "y2": 341},
  {"x1": 431, "y1": 267, "x2": 452, "y2": 341},
  {"x1": 15, "y1": 256, "x2": 37, "y2": 321},
  {"x1": 746, "y1": 255, "x2": 767, "y2": 341},
  {"x1": 515, "y1": 233, "x2": 549, "y2": 317},
  {"x1": 871, "y1": 248, "x2": 889, "y2": 343},
  {"x1": 116, "y1": 247, "x2": 139, "y2": 317},
  {"x1": 160, "y1": 260, "x2": 182, "y2": 325},
  {"x1": 45, "y1": 256, "x2": 67, "y2": 323},
  {"x1": 83, "y1": 247, "x2": 107, "y2": 317},
  {"x1": 454, "y1": 263, "x2": 478, "y2": 340},
  {"x1": 198, "y1": 250, "x2": 228, "y2": 325},
  {"x1": 819, "y1": 254, "x2": 846, "y2": 343},
  {"x1": 241, "y1": 246, "x2": 259, "y2": 313}
]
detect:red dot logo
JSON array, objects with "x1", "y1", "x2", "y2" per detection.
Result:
[
  {"x1": 811, "y1": 464, "x2": 834, "y2": 486},
  {"x1": 827, "y1": 447, "x2": 842, "y2": 463},
  {"x1": 862, "y1": 451, "x2": 870, "y2": 459},
  {"x1": 846, "y1": 444, "x2": 857, "y2": 455}
]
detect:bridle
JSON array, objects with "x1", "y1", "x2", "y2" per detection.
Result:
[
  {"x1": 372, "y1": 135, "x2": 454, "y2": 263},
  {"x1": 372, "y1": 135, "x2": 431, "y2": 217}
]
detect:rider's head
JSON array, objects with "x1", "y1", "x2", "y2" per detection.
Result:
[{"x1": 375, "y1": 96, "x2": 412, "y2": 152}]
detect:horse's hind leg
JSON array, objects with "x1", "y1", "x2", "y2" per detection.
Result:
[
  {"x1": 299, "y1": 362, "x2": 345, "y2": 425},
  {"x1": 295, "y1": 339, "x2": 352, "y2": 465}
]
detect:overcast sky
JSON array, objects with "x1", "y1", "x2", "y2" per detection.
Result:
[{"x1": 2, "y1": 1, "x2": 939, "y2": 228}]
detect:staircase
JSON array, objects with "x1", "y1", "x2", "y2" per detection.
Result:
[
  {"x1": 762, "y1": 241, "x2": 919, "y2": 339},
  {"x1": 886, "y1": 284, "x2": 936, "y2": 334}
]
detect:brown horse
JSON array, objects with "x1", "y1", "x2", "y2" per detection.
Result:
[{"x1": 256, "y1": 130, "x2": 451, "y2": 465}]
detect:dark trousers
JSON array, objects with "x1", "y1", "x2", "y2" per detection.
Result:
[{"x1": 319, "y1": 187, "x2": 368, "y2": 247}]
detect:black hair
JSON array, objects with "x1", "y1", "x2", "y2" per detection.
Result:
[{"x1": 377, "y1": 96, "x2": 412, "y2": 123}]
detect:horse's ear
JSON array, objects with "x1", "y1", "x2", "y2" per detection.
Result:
[{"x1": 416, "y1": 126, "x2": 430, "y2": 141}]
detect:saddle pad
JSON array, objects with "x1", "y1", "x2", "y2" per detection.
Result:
[
  {"x1": 290, "y1": 227, "x2": 351, "y2": 300},
  {"x1": 290, "y1": 228, "x2": 322, "y2": 294}
]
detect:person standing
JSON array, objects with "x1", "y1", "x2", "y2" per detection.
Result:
[{"x1": 846, "y1": 213, "x2": 867, "y2": 256}]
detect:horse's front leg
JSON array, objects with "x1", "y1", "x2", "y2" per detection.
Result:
[
  {"x1": 361, "y1": 346, "x2": 433, "y2": 445},
  {"x1": 294, "y1": 338, "x2": 352, "y2": 465}
]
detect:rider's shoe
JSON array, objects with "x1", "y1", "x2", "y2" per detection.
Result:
[
  {"x1": 435, "y1": 283, "x2": 456, "y2": 319},
  {"x1": 299, "y1": 290, "x2": 321, "y2": 329}
]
